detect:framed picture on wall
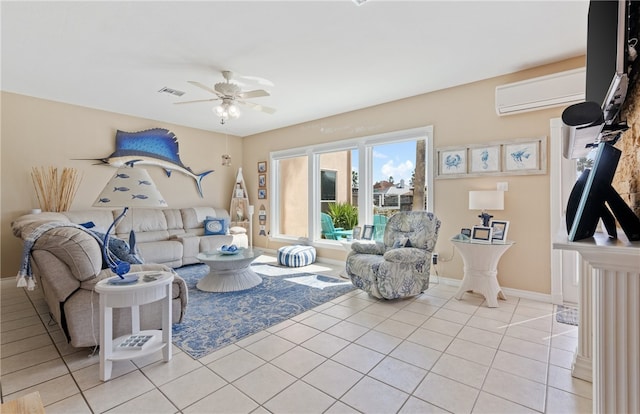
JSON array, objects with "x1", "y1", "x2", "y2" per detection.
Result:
[
  {"x1": 257, "y1": 161, "x2": 267, "y2": 173},
  {"x1": 258, "y1": 189, "x2": 267, "y2": 199},
  {"x1": 503, "y1": 138, "x2": 545, "y2": 173},
  {"x1": 469, "y1": 145, "x2": 501, "y2": 173},
  {"x1": 258, "y1": 174, "x2": 266, "y2": 188},
  {"x1": 436, "y1": 146, "x2": 467, "y2": 178}
]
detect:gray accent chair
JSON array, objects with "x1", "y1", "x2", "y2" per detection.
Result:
[{"x1": 346, "y1": 211, "x2": 440, "y2": 299}]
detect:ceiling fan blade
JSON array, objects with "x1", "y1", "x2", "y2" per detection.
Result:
[
  {"x1": 238, "y1": 100, "x2": 277, "y2": 114},
  {"x1": 239, "y1": 89, "x2": 270, "y2": 99},
  {"x1": 187, "y1": 80, "x2": 223, "y2": 97},
  {"x1": 173, "y1": 98, "x2": 219, "y2": 105}
]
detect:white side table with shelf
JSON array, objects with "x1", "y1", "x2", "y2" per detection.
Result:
[{"x1": 95, "y1": 270, "x2": 174, "y2": 381}]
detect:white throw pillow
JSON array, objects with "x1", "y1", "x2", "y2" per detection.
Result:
[{"x1": 229, "y1": 226, "x2": 247, "y2": 234}]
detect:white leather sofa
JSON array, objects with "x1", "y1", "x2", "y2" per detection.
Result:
[
  {"x1": 11, "y1": 206, "x2": 247, "y2": 348},
  {"x1": 14, "y1": 206, "x2": 248, "y2": 268}
]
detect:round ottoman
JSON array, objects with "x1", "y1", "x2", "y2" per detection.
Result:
[{"x1": 278, "y1": 245, "x2": 317, "y2": 267}]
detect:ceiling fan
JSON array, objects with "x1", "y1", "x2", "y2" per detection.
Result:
[{"x1": 175, "y1": 71, "x2": 276, "y2": 123}]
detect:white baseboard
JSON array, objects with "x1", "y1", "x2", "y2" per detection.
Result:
[{"x1": 432, "y1": 275, "x2": 553, "y2": 304}]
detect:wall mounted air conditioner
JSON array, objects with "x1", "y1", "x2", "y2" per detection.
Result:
[{"x1": 495, "y1": 68, "x2": 586, "y2": 116}]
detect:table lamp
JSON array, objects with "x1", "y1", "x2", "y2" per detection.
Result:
[
  {"x1": 93, "y1": 165, "x2": 167, "y2": 284},
  {"x1": 469, "y1": 190, "x2": 504, "y2": 227}
]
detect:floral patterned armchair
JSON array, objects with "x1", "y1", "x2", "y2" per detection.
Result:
[{"x1": 345, "y1": 211, "x2": 440, "y2": 299}]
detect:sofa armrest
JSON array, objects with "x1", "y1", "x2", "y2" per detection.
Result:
[
  {"x1": 32, "y1": 226, "x2": 104, "y2": 282},
  {"x1": 171, "y1": 233, "x2": 200, "y2": 262},
  {"x1": 351, "y1": 241, "x2": 386, "y2": 255}
]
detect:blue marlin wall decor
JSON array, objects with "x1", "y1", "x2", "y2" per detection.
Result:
[{"x1": 96, "y1": 128, "x2": 214, "y2": 197}]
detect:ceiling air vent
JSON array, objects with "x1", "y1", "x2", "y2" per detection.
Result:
[{"x1": 158, "y1": 87, "x2": 185, "y2": 97}]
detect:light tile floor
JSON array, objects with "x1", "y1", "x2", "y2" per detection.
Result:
[{"x1": 1, "y1": 258, "x2": 592, "y2": 413}]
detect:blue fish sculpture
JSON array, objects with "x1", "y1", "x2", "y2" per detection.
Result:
[{"x1": 96, "y1": 128, "x2": 213, "y2": 197}]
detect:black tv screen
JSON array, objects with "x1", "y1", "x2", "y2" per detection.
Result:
[
  {"x1": 585, "y1": 0, "x2": 639, "y2": 124},
  {"x1": 585, "y1": 1, "x2": 623, "y2": 106}
]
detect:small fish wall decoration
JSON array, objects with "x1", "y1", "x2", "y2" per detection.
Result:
[{"x1": 95, "y1": 128, "x2": 214, "y2": 197}]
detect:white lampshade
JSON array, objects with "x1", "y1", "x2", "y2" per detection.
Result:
[
  {"x1": 469, "y1": 190, "x2": 504, "y2": 211},
  {"x1": 93, "y1": 166, "x2": 167, "y2": 209}
]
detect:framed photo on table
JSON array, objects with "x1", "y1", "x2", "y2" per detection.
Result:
[
  {"x1": 362, "y1": 225, "x2": 374, "y2": 240},
  {"x1": 471, "y1": 226, "x2": 493, "y2": 243},
  {"x1": 490, "y1": 220, "x2": 509, "y2": 242},
  {"x1": 352, "y1": 226, "x2": 362, "y2": 240}
]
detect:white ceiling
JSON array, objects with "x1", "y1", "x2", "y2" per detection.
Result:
[{"x1": 1, "y1": 1, "x2": 590, "y2": 137}]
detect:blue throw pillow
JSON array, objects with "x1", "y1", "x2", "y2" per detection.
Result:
[{"x1": 204, "y1": 218, "x2": 227, "y2": 235}]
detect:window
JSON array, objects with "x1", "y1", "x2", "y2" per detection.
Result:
[
  {"x1": 320, "y1": 170, "x2": 337, "y2": 201},
  {"x1": 271, "y1": 127, "x2": 433, "y2": 245}
]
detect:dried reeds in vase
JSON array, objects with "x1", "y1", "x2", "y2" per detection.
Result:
[{"x1": 31, "y1": 166, "x2": 82, "y2": 212}]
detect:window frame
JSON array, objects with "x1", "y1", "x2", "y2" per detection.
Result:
[{"x1": 269, "y1": 126, "x2": 434, "y2": 249}]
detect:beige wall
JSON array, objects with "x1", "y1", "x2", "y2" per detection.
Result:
[
  {"x1": 2, "y1": 56, "x2": 590, "y2": 296},
  {"x1": 242, "y1": 56, "x2": 586, "y2": 295},
  {"x1": 1, "y1": 92, "x2": 243, "y2": 276}
]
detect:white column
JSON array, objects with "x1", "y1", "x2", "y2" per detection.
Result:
[
  {"x1": 592, "y1": 267, "x2": 639, "y2": 414},
  {"x1": 571, "y1": 258, "x2": 592, "y2": 382},
  {"x1": 554, "y1": 234, "x2": 640, "y2": 414}
]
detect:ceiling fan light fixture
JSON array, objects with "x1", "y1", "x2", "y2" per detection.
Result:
[
  {"x1": 214, "y1": 100, "x2": 241, "y2": 122},
  {"x1": 228, "y1": 103, "x2": 240, "y2": 118},
  {"x1": 214, "y1": 105, "x2": 226, "y2": 118}
]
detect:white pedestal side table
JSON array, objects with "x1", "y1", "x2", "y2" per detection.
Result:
[
  {"x1": 451, "y1": 239, "x2": 514, "y2": 308},
  {"x1": 95, "y1": 271, "x2": 174, "y2": 381}
]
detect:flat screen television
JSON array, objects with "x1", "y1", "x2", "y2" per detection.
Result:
[
  {"x1": 585, "y1": 0, "x2": 639, "y2": 126},
  {"x1": 561, "y1": 0, "x2": 638, "y2": 159},
  {"x1": 564, "y1": 0, "x2": 640, "y2": 242}
]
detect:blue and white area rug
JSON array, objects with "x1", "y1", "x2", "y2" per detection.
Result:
[{"x1": 172, "y1": 261, "x2": 355, "y2": 359}]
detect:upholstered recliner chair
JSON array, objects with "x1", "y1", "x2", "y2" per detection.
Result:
[{"x1": 346, "y1": 211, "x2": 440, "y2": 299}]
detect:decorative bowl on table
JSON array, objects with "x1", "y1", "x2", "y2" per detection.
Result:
[{"x1": 217, "y1": 244, "x2": 240, "y2": 255}]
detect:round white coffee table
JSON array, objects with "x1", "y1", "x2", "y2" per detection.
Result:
[{"x1": 197, "y1": 248, "x2": 263, "y2": 292}]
